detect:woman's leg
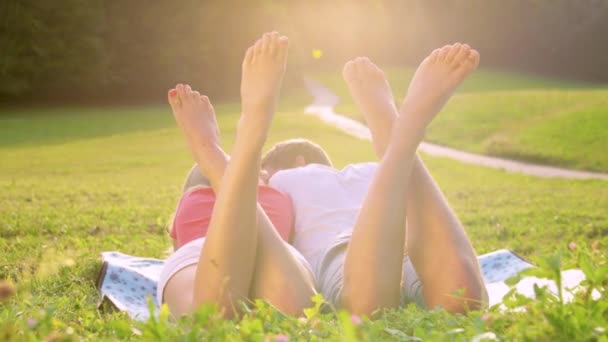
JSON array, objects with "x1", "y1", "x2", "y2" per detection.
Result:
[
  {"x1": 168, "y1": 84, "x2": 257, "y2": 317},
  {"x1": 248, "y1": 211, "x2": 316, "y2": 314},
  {"x1": 164, "y1": 168, "x2": 315, "y2": 316},
  {"x1": 168, "y1": 162, "x2": 315, "y2": 316},
  {"x1": 166, "y1": 32, "x2": 314, "y2": 318},
  {"x1": 339, "y1": 45, "x2": 481, "y2": 316}
]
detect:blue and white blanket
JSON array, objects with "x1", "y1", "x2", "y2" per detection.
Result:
[{"x1": 97, "y1": 249, "x2": 586, "y2": 321}]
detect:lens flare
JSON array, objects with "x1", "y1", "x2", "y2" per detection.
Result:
[{"x1": 312, "y1": 49, "x2": 323, "y2": 59}]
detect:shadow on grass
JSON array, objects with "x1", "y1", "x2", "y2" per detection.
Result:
[{"x1": 0, "y1": 106, "x2": 178, "y2": 148}]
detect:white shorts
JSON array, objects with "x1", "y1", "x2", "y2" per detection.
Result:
[
  {"x1": 157, "y1": 237, "x2": 314, "y2": 304},
  {"x1": 315, "y1": 232, "x2": 426, "y2": 309}
]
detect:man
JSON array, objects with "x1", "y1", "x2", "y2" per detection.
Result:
[{"x1": 262, "y1": 44, "x2": 487, "y2": 316}]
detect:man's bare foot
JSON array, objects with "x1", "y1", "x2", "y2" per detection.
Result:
[
  {"x1": 343, "y1": 57, "x2": 398, "y2": 157},
  {"x1": 168, "y1": 85, "x2": 226, "y2": 175},
  {"x1": 401, "y1": 43, "x2": 479, "y2": 130},
  {"x1": 239, "y1": 31, "x2": 289, "y2": 142}
]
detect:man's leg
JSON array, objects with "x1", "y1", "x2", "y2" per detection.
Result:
[
  {"x1": 166, "y1": 32, "x2": 314, "y2": 318},
  {"x1": 343, "y1": 53, "x2": 486, "y2": 313},
  {"x1": 340, "y1": 45, "x2": 481, "y2": 316}
]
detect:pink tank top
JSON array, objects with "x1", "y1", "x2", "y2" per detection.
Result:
[{"x1": 170, "y1": 186, "x2": 294, "y2": 249}]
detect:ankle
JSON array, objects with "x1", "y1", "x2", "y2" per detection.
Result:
[
  {"x1": 390, "y1": 118, "x2": 426, "y2": 148},
  {"x1": 366, "y1": 109, "x2": 397, "y2": 155},
  {"x1": 190, "y1": 156, "x2": 227, "y2": 192},
  {"x1": 242, "y1": 95, "x2": 277, "y2": 117}
]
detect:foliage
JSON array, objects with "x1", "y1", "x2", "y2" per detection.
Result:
[
  {"x1": 1, "y1": 0, "x2": 608, "y2": 103},
  {"x1": 0, "y1": 0, "x2": 105, "y2": 97},
  {"x1": 2, "y1": 249, "x2": 606, "y2": 340}
]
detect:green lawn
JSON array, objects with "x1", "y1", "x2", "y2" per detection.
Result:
[
  {"x1": 313, "y1": 67, "x2": 608, "y2": 172},
  {"x1": 1, "y1": 102, "x2": 607, "y2": 340}
]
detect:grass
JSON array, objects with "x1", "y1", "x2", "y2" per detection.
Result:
[
  {"x1": 1, "y1": 95, "x2": 607, "y2": 340},
  {"x1": 313, "y1": 67, "x2": 608, "y2": 172}
]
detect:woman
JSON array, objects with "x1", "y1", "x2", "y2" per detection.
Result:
[{"x1": 157, "y1": 32, "x2": 316, "y2": 319}]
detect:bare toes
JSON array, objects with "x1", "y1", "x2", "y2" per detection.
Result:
[
  {"x1": 368, "y1": 60, "x2": 384, "y2": 78},
  {"x1": 261, "y1": 33, "x2": 272, "y2": 55},
  {"x1": 278, "y1": 35, "x2": 289, "y2": 47},
  {"x1": 429, "y1": 48, "x2": 441, "y2": 63},
  {"x1": 192, "y1": 90, "x2": 201, "y2": 101},
  {"x1": 268, "y1": 31, "x2": 279, "y2": 57},
  {"x1": 361, "y1": 58, "x2": 373, "y2": 74},
  {"x1": 200, "y1": 95, "x2": 214, "y2": 113},
  {"x1": 276, "y1": 36, "x2": 289, "y2": 61},
  {"x1": 168, "y1": 89, "x2": 180, "y2": 107},
  {"x1": 244, "y1": 46, "x2": 254, "y2": 65},
  {"x1": 253, "y1": 38, "x2": 263, "y2": 62},
  {"x1": 176, "y1": 84, "x2": 187, "y2": 102},
  {"x1": 445, "y1": 43, "x2": 462, "y2": 63},
  {"x1": 355, "y1": 57, "x2": 367, "y2": 76},
  {"x1": 184, "y1": 85, "x2": 194, "y2": 102},
  {"x1": 453, "y1": 44, "x2": 471, "y2": 65},
  {"x1": 437, "y1": 45, "x2": 451, "y2": 61},
  {"x1": 467, "y1": 49, "x2": 480, "y2": 69},
  {"x1": 343, "y1": 60, "x2": 356, "y2": 80},
  {"x1": 361, "y1": 58, "x2": 381, "y2": 79},
  {"x1": 455, "y1": 50, "x2": 480, "y2": 78}
]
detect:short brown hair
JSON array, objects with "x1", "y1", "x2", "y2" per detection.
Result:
[{"x1": 262, "y1": 138, "x2": 332, "y2": 170}]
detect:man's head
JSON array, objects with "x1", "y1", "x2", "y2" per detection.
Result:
[{"x1": 261, "y1": 138, "x2": 332, "y2": 182}]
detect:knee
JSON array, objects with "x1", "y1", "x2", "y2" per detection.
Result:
[
  {"x1": 340, "y1": 294, "x2": 375, "y2": 317},
  {"x1": 424, "y1": 273, "x2": 487, "y2": 313},
  {"x1": 340, "y1": 285, "x2": 400, "y2": 317},
  {"x1": 182, "y1": 163, "x2": 211, "y2": 191},
  {"x1": 255, "y1": 282, "x2": 316, "y2": 316}
]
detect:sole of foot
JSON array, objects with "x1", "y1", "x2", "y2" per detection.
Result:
[
  {"x1": 343, "y1": 57, "x2": 399, "y2": 156},
  {"x1": 167, "y1": 84, "x2": 224, "y2": 173},
  {"x1": 402, "y1": 43, "x2": 480, "y2": 129},
  {"x1": 239, "y1": 31, "x2": 289, "y2": 142}
]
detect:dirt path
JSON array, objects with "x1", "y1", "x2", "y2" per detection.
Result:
[{"x1": 303, "y1": 77, "x2": 608, "y2": 180}]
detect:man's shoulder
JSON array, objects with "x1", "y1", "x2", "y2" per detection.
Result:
[
  {"x1": 342, "y1": 162, "x2": 377, "y2": 170},
  {"x1": 274, "y1": 163, "x2": 335, "y2": 178},
  {"x1": 269, "y1": 164, "x2": 339, "y2": 191},
  {"x1": 269, "y1": 162, "x2": 376, "y2": 187},
  {"x1": 340, "y1": 162, "x2": 378, "y2": 176},
  {"x1": 300, "y1": 162, "x2": 377, "y2": 173}
]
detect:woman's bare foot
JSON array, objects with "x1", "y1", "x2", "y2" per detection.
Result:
[
  {"x1": 168, "y1": 85, "x2": 226, "y2": 179},
  {"x1": 343, "y1": 57, "x2": 398, "y2": 157},
  {"x1": 239, "y1": 31, "x2": 289, "y2": 143},
  {"x1": 401, "y1": 43, "x2": 479, "y2": 130}
]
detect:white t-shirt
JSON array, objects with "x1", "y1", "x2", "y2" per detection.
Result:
[{"x1": 269, "y1": 162, "x2": 377, "y2": 271}]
